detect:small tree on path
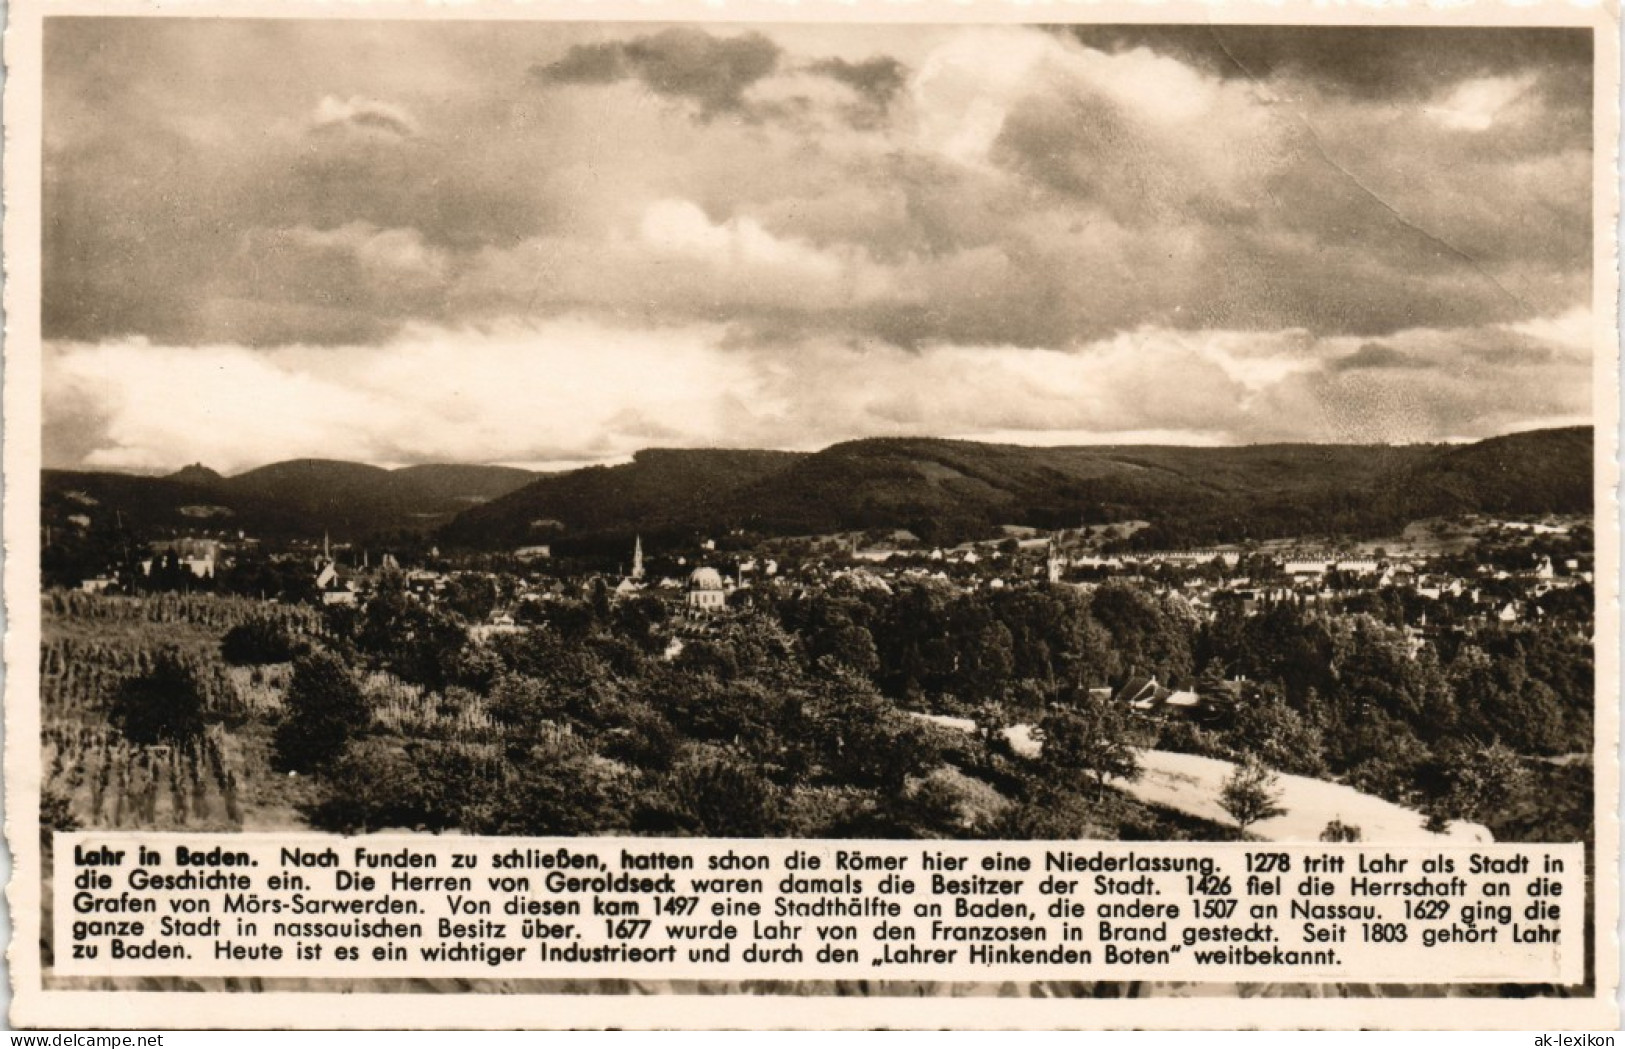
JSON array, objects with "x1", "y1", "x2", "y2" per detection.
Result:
[{"x1": 1220, "y1": 757, "x2": 1286, "y2": 834}]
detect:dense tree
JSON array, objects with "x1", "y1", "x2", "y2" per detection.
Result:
[
  {"x1": 599, "y1": 701, "x2": 681, "y2": 772},
  {"x1": 480, "y1": 741, "x2": 633, "y2": 835},
  {"x1": 804, "y1": 666, "x2": 935, "y2": 793},
  {"x1": 818, "y1": 622, "x2": 881, "y2": 677},
  {"x1": 113, "y1": 649, "x2": 211, "y2": 745},
  {"x1": 612, "y1": 596, "x2": 672, "y2": 655},
  {"x1": 1448, "y1": 643, "x2": 1567, "y2": 754},
  {"x1": 1088, "y1": 582, "x2": 1193, "y2": 686},
  {"x1": 444, "y1": 574, "x2": 499, "y2": 622},
  {"x1": 219, "y1": 554, "x2": 317, "y2": 603},
  {"x1": 486, "y1": 673, "x2": 570, "y2": 733},
  {"x1": 660, "y1": 755, "x2": 785, "y2": 836},
  {"x1": 274, "y1": 650, "x2": 370, "y2": 773},
  {"x1": 1036, "y1": 687, "x2": 1141, "y2": 796},
  {"x1": 1421, "y1": 740, "x2": 1529, "y2": 831},
  {"x1": 1225, "y1": 683, "x2": 1325, "y2": 776},
  {"x1": 307, "y1": 738, "x2": 495, "y2": 833},
  {"x1": 220, "y1": 616, "x2": 302, "y2": 666}
]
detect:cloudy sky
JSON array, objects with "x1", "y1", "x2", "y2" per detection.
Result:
[{"x1": 43, "y1": 19, "x2": 1595, "y2": 473}]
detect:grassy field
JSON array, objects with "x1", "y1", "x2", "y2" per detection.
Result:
[{"x1": 917, "y1": 714, "x2": 1491, "y2": 843}]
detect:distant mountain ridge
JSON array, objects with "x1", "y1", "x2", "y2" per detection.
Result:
[
  {"x1": 439, "y1": 448, "x2": 805, "y2": 549},
  {"x1": 44, "y1": 459, "x2": 541, "y2": 539},
  {"x1": 441, "y1": 427, "x2": 1594, "y2": 551},
  {"x1": 43, "y1": 427, "x2": 1593, "y2": 547}
]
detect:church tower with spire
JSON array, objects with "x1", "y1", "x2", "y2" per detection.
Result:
[{"x1": 631, "y1": 535, "x2": 645, "y2": 581}]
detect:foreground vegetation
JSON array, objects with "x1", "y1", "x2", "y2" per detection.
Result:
[{"x1": 41, "y1": 564, "x2": 1593, "y2": 848}]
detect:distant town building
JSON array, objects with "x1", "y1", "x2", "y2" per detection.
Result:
[
  {"x1": 141, "y1": 539, "x2": 218, "y2": 580},
  {"x1": 686, "y1": 567, "x2": 728, "y2": 611},
  {"x1": 314, "y1": 533, "x2": 356, "y2": 605}
]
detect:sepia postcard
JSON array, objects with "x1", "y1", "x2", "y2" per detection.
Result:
[{"x1": 4, "y1": 0, "x2": 1620, "y2": 1030}]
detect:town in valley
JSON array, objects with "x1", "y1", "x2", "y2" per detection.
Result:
[{"x1": 39, "y1": 430, "x2": 1595, "y2": 853}]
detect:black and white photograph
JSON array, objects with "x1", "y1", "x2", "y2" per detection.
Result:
[{"x1": 11, "y1": 6, "x2": 1618, "y2": 1028}]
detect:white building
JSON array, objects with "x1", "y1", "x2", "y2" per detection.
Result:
[{"x1": 686, "y1": 567, "x2": 728, "y2": 612}]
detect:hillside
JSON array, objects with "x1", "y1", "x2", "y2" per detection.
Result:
[
  {"x1": 41, "y1": 427, "x2": 1592, "y2": 549},
  {"x1": 220, "y1": 459, "x2": 538, "y2": 533},
  {"x1": 42, "y1": 460, "x2": 540, "y2": 540},
  {"x1": 719, "y1": 438, "x2": 1435, "y2": 538},
  {"x1": 1373, "y1": 426, "x2": 1593, "y2": 520},
  {"x1": 438, "y1": 428, "x2": 1593, "y2": 550},
  {"x1": 438, "y1": 449, "x2": 806, "y2": 549}
]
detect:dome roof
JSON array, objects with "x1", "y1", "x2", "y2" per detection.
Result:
[{"x1": 689, "y1": 567, "x2": 725, "y2": 591}]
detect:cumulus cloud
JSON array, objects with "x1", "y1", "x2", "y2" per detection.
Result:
[
  {"x1": 1062, "y1": 25, "x2": 1591, "y2": 104},
  {"x1": 44, "y1": 311, "x2": 1591, "y2": 473},
  {"x1": 40, "y1": 20, "x2": 1596, "y2": 470},
  {"x1": 805, "y1": 55, "x2": 908, "y2": 125},
  {"x1": 311, "y1": 95, "x2": 417, "y2": 137},
  {"x1": 1329, "y1": 343, "x2": 1430, "y2": 372},
  {"x1": 534, "y1": 28, "x2": 781, "y2": 118}
]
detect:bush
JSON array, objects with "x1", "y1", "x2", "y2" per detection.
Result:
[
  {"x1": 1155, "y1": 717, "x2": 1225, "y2": 759},
  {"x1": 993, "y1": 788, "x2": 1105, "y2": 840},
  {"x1": 1320, "y1": 819, "x2": 1363, "y2": 842},
  {"x1": 220, "y1": 617, "x2": 301, "y2": 666},
  {"x1": 637, "y1": 756, "x2": 783, "y2": 837},
  {"x1": 305, "y1": 739, "x2": 495, "y2": 833},
  {"x1": 113, "y1": 650, "x2": 210, "y2": 745},
  {"x1": 479, "y1": 742, "x2": 634, "y2": 835}
]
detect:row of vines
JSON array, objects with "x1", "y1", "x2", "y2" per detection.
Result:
[
  {"x1": 42, "y1": 725, "x2": 245, "y2": 830},
  {"x1": 40, "y1": 590, "x2": 322, "y2": 832},
  {"x1": 41, "y1": 589, "x2": 496, "y2": 833}
]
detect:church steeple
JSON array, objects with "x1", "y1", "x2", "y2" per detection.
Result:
[{"x1": 632, "y1": 535, "x2": 645, "y2": 581}]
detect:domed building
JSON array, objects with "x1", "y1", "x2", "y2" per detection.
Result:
[{"x1": 686, "y1": 566, "x2": 727, "y2": 611}]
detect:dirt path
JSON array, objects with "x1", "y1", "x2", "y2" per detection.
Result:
[{"x1": 913, "y1": 713, "x2": 1492, "y2": 844}]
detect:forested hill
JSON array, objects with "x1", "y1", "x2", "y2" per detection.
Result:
[
  {"x1": 439, "y1": 427, "x2": 1594, "y2": 551},
  {"x1": 1371, "y1": 426, "x2": 1594, "y2": 520},
  {"x1": 436, "y1": 449, "x2": 808, "y2": 550},
  {"x1": 42, "y1": 459, "x2": 539, "y2": 539},
  {"x1": 41, "y1": 428, "x2": 1590, "y2": 547}
]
